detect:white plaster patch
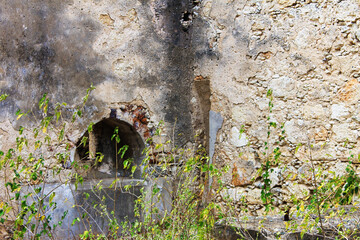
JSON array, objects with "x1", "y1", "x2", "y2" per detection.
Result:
[
  {"x1": 230, "y1": 126, "x2": 248, "y2": 147},
  {"x1": 295, "y1": 28, "x2": 311, "y2": 48},
  {"x1": 220, "y1": 187, "x2": 245, "y2": 201},
  {"x1": 231, "y1": 104, "x2": 259, "y2": 125},
  {"x1": 302, "y1": 103, "x2": 326, "y2": 120},
  {"x1": 284, "y1": 119, "x2": 307, "y2": 144},
  {"x1": 269, "y1": 76, "x2": 296, "y2": 99},
  {"x1": 333, "y1": 123, "x2": 357, "y2": 142},
  {"x1": 331, "y1": 103, "x2": 350, "y2": 120}
]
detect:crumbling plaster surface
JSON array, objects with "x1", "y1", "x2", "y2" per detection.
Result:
[
  {"x1": 1, "y1": 0, "x2": 360, "y2": 217},
  {"x1": 195, "y1": 0, "x2": 360, "y2": 214},
  {"x1": 0, "y1": 0, "x2": 196, "y2": 145}
]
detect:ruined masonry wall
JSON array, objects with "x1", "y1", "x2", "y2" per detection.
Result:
[
  {"x1": 196, "y1": 0, "x2": 360, "y2": 215},
  {"x1": 0, "y1": 0, "x2": 195, "y2": 146},
  {"x1": 1, "y1": 0, "x2": 360, "y2": 216}
]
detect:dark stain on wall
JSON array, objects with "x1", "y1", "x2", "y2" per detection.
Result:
[
  {"x1": 0, "y1": 0, "x2": 200, "y2": 146},
  {"x1": 135, "y1": 0, "x2": 196, "y2": 145},
  {"x1": 192, "y1": 17, "x2": 220, "y2": 61},
  {"x1": 0, "y1": 1, "x2": 106, "y2": 121}
]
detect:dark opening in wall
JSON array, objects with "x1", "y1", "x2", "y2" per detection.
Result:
[
  {"x1": 192, "y1": 0, "x2": 200, "y2": 6},
  {"x1": 182, "y1": 11, "x2": 192, "y2": 21},
  {"x1": 76, "y1": 118, "x2": 145, "y2": 179},
  {"x1": 180, "y1": 11, "x2": 193, "y2": 31}
]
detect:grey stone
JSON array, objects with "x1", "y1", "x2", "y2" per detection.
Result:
[
  {"x1": 209, "y1": 110, "x2": 223, "y2": 192},
  {"x1": 209, "y1": 110, "x2": 224, "y2": 160},
  {"x1": 21, "y1": 179, "x2": 147, "y2": 237}
]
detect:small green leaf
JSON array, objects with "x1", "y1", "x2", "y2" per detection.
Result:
[
  {"x1": 83, "y1": 192, "x2": 90, "y2": 200},
  {"x1": 49, "y1": 192, "x2": 55, "y2": 203},
  {"x1": 87, "y1": 122, "x2": 94, "y2": 133},
  {"x1": 0, "y1": 94, "x2": 8, "y2": 101},
  {"x1": 71, "y1": 217, "x2": 80, "y2": 226},
  {"x1": 123, "y1": 159, "x2": 129, "y2": 169}
]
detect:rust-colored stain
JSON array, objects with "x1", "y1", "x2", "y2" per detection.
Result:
[
  {"x1": 99, "y1": 13, "x2": 115, "y2": 26},
  {"x1": 314, "y1": 126, "x2": 328, "y2": 141},
  {"x1": 120, "y1": 105, "x2": 152, "y2": 139},
  {"x1": 336, "y1": 79, "x2": 360, "y2": 102},
  {"x1": 194, "y1": 75, "x2": 207, "y2": 81},
  {"x1": 231, "y1": 163, "x2": 247, "y2": 187},
  {"x1": 256, "y1": 51, "x2": 272, "y2": 60},
  {"x1": 147, "y1": 151, "x2": 172, "y2": 164},
  {"x1": 261, "y1": 51, "x2": 272, "y2": 59}
]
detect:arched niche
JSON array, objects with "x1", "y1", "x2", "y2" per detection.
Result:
[{"x1": 76, "y1": 118, "x2": 145, "y2": 179}]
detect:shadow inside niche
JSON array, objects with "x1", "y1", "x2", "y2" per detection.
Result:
[{"x1": 76, "y1": 118, "x2": 145, "y2": 180}]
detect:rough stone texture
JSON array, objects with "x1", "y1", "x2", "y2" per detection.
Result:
[
  {"x1": 215, "y1": 209, "x2": 360, "y2": 240},
  {"x1": 231, "y1": 160, "x2": 256, "y2": 187},
  {"x1": 195, "y1": 0, "x2": 360, "y2": 215},
  {"x1": 220, "y1": 187, "x2": 245, "y2": 202},
  {"x1": 246, "y1": 188, "x2": 263, "y2": 205},
  {"x1": 283, "y1": 182, "x2": 309, "y2": 202},
  {"x1": 333, "y1": 123, "x2": 358, "y2": 142},
  {"x1": 302, "y1": 103, "x2": 326, "y2": 120}
]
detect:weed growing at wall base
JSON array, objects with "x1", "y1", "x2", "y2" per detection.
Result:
[
  {"x1": 2, "y1": 87, "x2": 360, "y2": 240},
  {"x1": 243, "y1": 90, "x2": 360, "y2": 239},
  {"x1": 0, "y1": 88, "x2": 231, "y2": 240}
]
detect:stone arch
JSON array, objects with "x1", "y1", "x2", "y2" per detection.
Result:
[{"x1": 76, "y1": 117, "x2": 145, "y2": 179}]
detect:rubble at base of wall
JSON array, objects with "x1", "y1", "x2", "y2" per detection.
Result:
[{"x1": 214, "y1": 211, "x2": 360, "y2": 240}]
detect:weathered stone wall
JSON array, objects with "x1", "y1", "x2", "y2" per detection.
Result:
[
  {"x1": 1, "y1": 0, "x2": 360, "y2": 217},
  {"x1": 194, "y1": 0, "x2": 360, "y2": 215},
  {"x1": 0, "y1": 0, "x2": 197, "y2": 145},
  {"x1": 0, "y1": 0, "x2": 195, "y2": 232}
]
